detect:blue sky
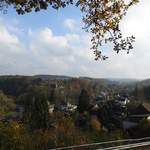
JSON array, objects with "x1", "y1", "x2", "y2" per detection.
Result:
[
  {"x1": 0, "y1": 0, "x2": 150, "y2": 79},
  {"x1": 5, "y1": 5, "x2": 82, "y2": 35}
]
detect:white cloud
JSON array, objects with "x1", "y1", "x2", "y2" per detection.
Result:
[
  {"x1": 121, "y1": 0, "x2": 150, "y2": 38},
  {"x1": 63, "y1": 18, "x2": 77, "y2": 31},
  {"x1": 28, "y1": 27, "x2": 94, "y2": 75},
  {"x1": 0, "y1": 22, "x2": 24, "y2": 55}
]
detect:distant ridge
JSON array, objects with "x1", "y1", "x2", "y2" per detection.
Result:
[
  {"x1": 0, "y1": 74, "x2": 142, "y2": 85},
  {"x1": 34, "y1": 75, "x2": 73, "y2": 81},
  {"x1": 138, "y1": 79, "x2": 150, "y2": 87}
]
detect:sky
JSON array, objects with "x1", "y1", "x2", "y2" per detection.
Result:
[{"x1": 0, "y1": 0, "x2": 150, "y2": 79}]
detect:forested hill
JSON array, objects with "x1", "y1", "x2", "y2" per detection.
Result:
[
  {"x1": 34, "y1": 75, "x2": 72, "y2": 81},
  {"x1": 0, "y1": 75, "x2": 140, "y2": 86},
  {"x1": 0, "y1": 75, "x2": 139, "y2": 98},
  {"x1": 0, "y1": 76, "x2": 41, "y2": 96}
]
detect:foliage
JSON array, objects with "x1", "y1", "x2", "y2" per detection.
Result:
[
  {"x1": 79, "y1": 0, "x2": 138, "y2": 60},
  {"x1": 0, "y1": 91, "x2": 16, "y2": 115},
  {"x1": 90, "y1": 116, "x2": 101, "y2": 131},
  {"x1": 78, "y1": 89, "x2": 90, "y2": 113},
  {"x1": 51, "y1": 113, "x2": 90, "y2": 148},
  {"x1": 22, "y1": 86, "x2": 49, "y2": 130},
  {"x1": 0, "y1": 121, "x2": 31, "y2": 150},
  {"x1": 142, "y1": 86, "x2": 150, "y2": 101},
  {"x1": 0, "y1": 76, "x2": 41, "y2": 97},
  {"x1": 84, "y1": 129, "x2": 127, "y2": 147},
  {"x1": 0, "y1": 121, "x2": 57, "y2": 150},
  {"x1": 0, "y1": 0, "x2": 139, "y2": 60},
  {"x1": 133, "y1": 85, "x2": 150, "y2": 101},
  {"x1": 0, "y1": 116, "x2": 90, "y2": 150},
  {"x1": 137, "y1": 119, "x2": 150, "y2": 137}
]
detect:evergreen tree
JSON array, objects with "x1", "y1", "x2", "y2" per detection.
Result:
[
  {"x1": 22, "y1": 86, "x2": 49, "y2": 130},
  {"x1": 77, "y1": 89, "x2": 90, "y2": 113}
]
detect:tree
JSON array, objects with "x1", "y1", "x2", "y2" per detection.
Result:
[
  {"x1": 0, "y1": 0, "x2": 139, "y2": 60},
  {"x1": 0, "y1": 91, "x2": 16, "y2": 115},
  {"x1": 51, "y1": 114, "x2": 90, "y2": 147},
  {"x1": 78, "y1": 89, "x2": 90, "y2": 113},
  {"x1": 90, "y1": 116, "x2": 101, "y2": 131},
  {"x1": 0, "y1": 121, "x2": 32, "y2": 150},
  {"x1": 22, "y1": 86, "x2": 49, "y2": 130},
  {"x1": 137, "y1": 119, "x2": 150, "y2": 137}
]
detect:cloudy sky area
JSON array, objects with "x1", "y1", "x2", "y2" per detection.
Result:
[{"x1": 0, "y1": 0, "x2": 150, "y2": 79}]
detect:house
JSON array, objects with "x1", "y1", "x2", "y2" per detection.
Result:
[
  {"x1": 119, "y1": 97, "x2": 130, "y2": 105},
  {"x1": 89, "y1": 103, "x2": 100, "y2": 117},
  {"x1": 95, "y1": 95, "x2": 106, "y2": 105},
  {"x1": 96, "y1": 91, "x2": 109, "y2": 103},
  {"x1": 54, "y1": 101, "x2": 77, "y2": 114},
  {"x1": 117, "y1": 94, "x2": 130, "y2": 106},
  {"x1": 96, "y1": 96, "x2": 105, "y2": 102},
  {"x1": 49, "y1": 82, "x2": 58, "y2": 89},
  {"x1": 111, "y1": 100, "x2": 127, "y2": 117},
  {"x1": 66, "y1": 102, "x2": 77, "y2": 112},
  {"x1": 123, "y1": 102, "x2": 150, "y2": 130},
  {"x1": 49, "y1": 104, "x2": 55, "y2": 113},
  {"x1": 130, "y1": 102, "x2": 150, "y2": 118}
]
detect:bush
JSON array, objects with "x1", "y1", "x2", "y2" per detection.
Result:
[
  {"x1": 90, "y1": 116, "x2": 101, "y2": 131},
  {"x1": 0, "y1": 118, "x2": 90, "y2": 150}
]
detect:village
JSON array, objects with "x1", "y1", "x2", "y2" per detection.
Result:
[
  {"x1": 0, "y1": 76, "x2": 150, "y2": 149},
  {"x1": 48, "y1": 91, "x2": 150, "y2": 133},
  {"x1": 4, "y1": 86, "x2": 149, "y2": 137}
]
